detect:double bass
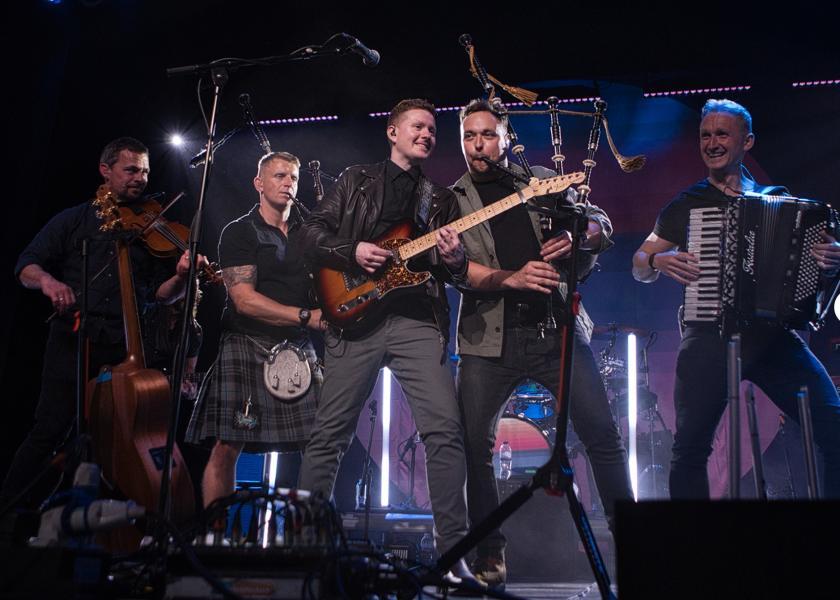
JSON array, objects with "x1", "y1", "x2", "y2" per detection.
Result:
[{"x1": 86, "y1": 186, "x2": 195, "y2": 550}]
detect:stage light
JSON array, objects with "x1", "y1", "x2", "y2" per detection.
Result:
[
  {"x1": 263, "y1": 451, "x2": 279, "y2": 547},
  {"x1": 380, "y1": 367, "x2": 392, "y2": 508},
  {"x1": 792, "y1": 79, "x2": 840, "y2": 88},
  {"x1": 258, "y1": 115, "x2": 338, "y2": 125},
  {"x1": 169, "y1": 134, "x2": 185, "y2": 147},
  {"x1": 643, "y1": 85, "x2": 751, "y2": 98},
  {"x1": 628, "y1": 333, "x2": 638, "y2": 501},
  {"x1": 368, "y1": 97, "x2": 600, "y2": 118}
]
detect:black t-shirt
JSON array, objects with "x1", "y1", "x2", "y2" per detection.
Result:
[
  {"x1": 653, "y1": 180, "x2": 731, "y2": 250},
  {"x1": 15, "y1": 200, "x2": 172, "y2": 345},
  {"x1": 219, "y1": 204, "x2": 313, "y2": 339},
  {"x1": 472, "y1": 174, "x2": 554, "y2": 326},
  {"x1": 654, "y1": 179, "x2": 787, "y2": 251}
]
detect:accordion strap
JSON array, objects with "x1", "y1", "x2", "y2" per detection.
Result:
[{"x1": 753, "y1": 184, "x2": 789, "y2": 196}]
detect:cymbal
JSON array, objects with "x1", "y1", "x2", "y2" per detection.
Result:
[{"x1": 591, "y1": 324, "x2": 649, "y2": 340}]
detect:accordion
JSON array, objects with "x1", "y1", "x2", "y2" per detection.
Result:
[{"x1": 683, "y1": 193, "x2": 839, "y2": 329}]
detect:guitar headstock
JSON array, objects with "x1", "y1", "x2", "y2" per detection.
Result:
[
  {"x1": 528, "y1": 171, "x2": 586, "y2": 196},
  {"x1": 92, "y1": 185, "x2": 122, "y2": 232}
]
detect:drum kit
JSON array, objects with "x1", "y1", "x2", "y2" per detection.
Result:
[
  {"x1": 493, "y1": 381, "x2": 604, "y2": 511},
  {"x1": 493, "y1": 323, "x2": 674, "y2": 500}
]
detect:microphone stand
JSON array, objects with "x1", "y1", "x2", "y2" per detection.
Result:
[
  {"x1": 357, "y1": 399, "x2": 378, "y2": 542},
  {"x1": 75, "y1": 237, "x2": 89, "y2": 445},
  {"x1": 161, "y1": 38, "x2": 352, "y2": 546},
  {"x1": 436, "y1": 202, "x2": 616, "y2": 600},
  {"x1": 398, "y1": 430, "x2": 421, "y2": 511}
]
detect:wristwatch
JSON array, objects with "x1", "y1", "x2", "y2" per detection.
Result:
[{"x1": 298, "y1": 308, "x2": 311, "y2": 326}]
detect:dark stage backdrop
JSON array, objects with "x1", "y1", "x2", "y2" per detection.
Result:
[{"x1": 2, "y1": 1, "x2": 838, "y2": 505}]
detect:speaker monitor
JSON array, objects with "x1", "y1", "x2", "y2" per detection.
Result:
[{"x1": 616, "y1": 500, "x2": 840, "y2": 598}]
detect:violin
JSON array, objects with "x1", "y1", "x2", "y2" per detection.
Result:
[{"x1": 116, "y1": 194, "x2": 222, "y2": 284}]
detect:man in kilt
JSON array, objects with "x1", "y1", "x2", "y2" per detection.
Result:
[{"x1": 187, "y1": 151, "x2": 326, "y2": 508}]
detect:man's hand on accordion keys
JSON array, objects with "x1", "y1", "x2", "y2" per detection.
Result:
[
  {"x1": 652, "y1": 250, "x2": 701, "y2": 285},
  {"x1": 812, "y1": 231, "x2": 840, "y2": 277}
]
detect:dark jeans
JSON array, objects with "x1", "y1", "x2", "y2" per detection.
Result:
[
  {"x1": 457, "y1": 326, "x2": 632, "y2": 557},
  {"x1": 671, "y1": 325, "x2": 840, "y2": 498},
  {"x1": 1, "y1": 326, "x2": 124, "y2": 507}
]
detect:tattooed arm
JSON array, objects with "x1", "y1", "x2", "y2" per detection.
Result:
[{"x1": 223, "y1": 264, "x2": 325, "y2": 331}]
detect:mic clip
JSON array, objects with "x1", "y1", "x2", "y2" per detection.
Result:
[{"x1": 479, "y1": 156, "x2": 531, "y2": 185}]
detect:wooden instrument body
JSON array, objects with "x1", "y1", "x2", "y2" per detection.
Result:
[
  {"x1": 86, "y1": 186, "x2": 195, "y2": 551},
  {"x1": 86, "y1": 362, "x2": 195, "y2": 547}
]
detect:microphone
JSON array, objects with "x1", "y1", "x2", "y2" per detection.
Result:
[
  {"x1": 458, "y1": 33, "x2": 473, "y2": 48},
  {"x1": 343, "y1": 34, "x2": 380, "y2": 67},
  {"x1": 239, "y1": 93, "x2": 254, "y2": 119},
  {"x1": 479, "y1": 156, "x2": 531, "y2": 184}
]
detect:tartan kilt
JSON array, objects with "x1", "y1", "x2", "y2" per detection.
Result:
[{"x1": 185, "y1": 332, "x2": 320, "y2": 453}]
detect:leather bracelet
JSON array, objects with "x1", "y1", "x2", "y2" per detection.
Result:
[{"x1": 648, "y1": 252, "x2": 658, "y2": 271}]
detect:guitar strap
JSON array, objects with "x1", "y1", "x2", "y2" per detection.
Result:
[{"x1": 415, "y1": 175, "x2": 435, "y2": 233}]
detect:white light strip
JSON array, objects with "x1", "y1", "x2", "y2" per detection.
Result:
[
  {"x1": 643, "y1": 84, "x2": 751, "y2": 98},
  {"x1": 258, "y1": 115, "x2": 338, "y2": 125},
  {"x1": 380, "y1": 367, "x2": 392, "y2": 507},
  {"x1": 627, "y1": 334, "x2": 638, "y2": 501},
  {"x1": 263, "y1": 451, "x2": 279, "y2": 547},
  {"x1": 367, "y1": 97, "x2": 601, "y2": 118},
  {"x1": 792, "y1": 79, "x2": 840, "y2": 88}
]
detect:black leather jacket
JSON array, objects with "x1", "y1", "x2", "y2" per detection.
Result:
[{"x1": 300, "y1": 160, "x2": 461, "y2": 338}]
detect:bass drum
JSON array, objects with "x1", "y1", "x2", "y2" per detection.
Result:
[{"x1": 492, "y1": 415, "x2": 554, "y2": 480}]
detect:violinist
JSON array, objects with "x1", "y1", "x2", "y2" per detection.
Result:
[
  {"x1": 186, "y1": 151, "x2": 325, "y2": 511},
  {"x1": 2, "y1": 137, "x2": 197, "y2": 508}
]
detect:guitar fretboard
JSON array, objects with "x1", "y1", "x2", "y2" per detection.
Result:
[{"x1": 398, "y1": 188, "x2": 535, "y2": 260}]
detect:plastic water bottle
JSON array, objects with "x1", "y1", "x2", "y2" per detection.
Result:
[
  {"x1": 355, "y1": 478, "x2": 367, "y2": 510},
  {"x1": 499, "y1": 440, "x2": 513, "y2": 480}
]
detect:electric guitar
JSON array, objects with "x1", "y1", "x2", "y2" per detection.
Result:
[{"x1": 316, "y1": 172, "x2": 585, "y2": 329}]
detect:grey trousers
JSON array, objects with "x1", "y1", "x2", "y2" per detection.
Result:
[{"x1": 299, "y1": 314, "x2": 469, "y2": 553}]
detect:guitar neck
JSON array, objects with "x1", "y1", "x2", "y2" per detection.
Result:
[
  {"x1": 116, "y1": 239, "x2": 146, "y2": 367},
  {"x1": 399, "y1": 186, "x2": 535, "y2": 260}
]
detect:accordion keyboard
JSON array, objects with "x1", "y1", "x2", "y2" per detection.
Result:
[{"x1": 683, "y1": 207, "x2": 725, "y2": 323}]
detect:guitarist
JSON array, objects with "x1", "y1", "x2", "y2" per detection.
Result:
[
  {"x1": 298, "y1": 99, "x2": 481, "y2": 586},
  {"x1": 3, "y1": 137, "x2": 195, "y2": 509},
  {"x1": 447, "y1": 99, "x2": 632, "y2": 589}
]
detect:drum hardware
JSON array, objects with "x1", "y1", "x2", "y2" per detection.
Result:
[
  {"x1": 591, "y1": 323, "x2": 650, "y2": 342},
  {"x1": 596, "y1": 328, "x2": 672, "y2": 499}
]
